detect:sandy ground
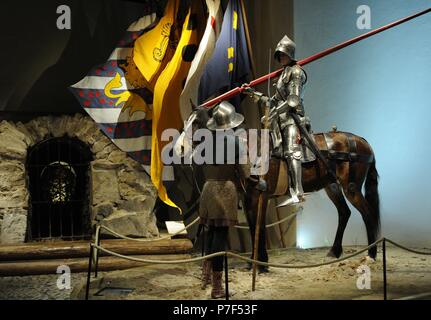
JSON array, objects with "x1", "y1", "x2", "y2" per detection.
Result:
[
  {"x1": 73, "y1": 244, "x2": 431, "y2": 300},
  {"x1": 0, "y1": 273, "x2": 89, "y2": 300},
  {"x1": 1, "y1": 244, "x2": 430, "y2": 300}
]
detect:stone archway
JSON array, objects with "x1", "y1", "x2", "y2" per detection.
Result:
[
  {"x1": 26, "y1": 136, "x2": 94, "y2": 241},
  {"x1": 0, "y1": 114, "x2": 159, "y2": 244}
]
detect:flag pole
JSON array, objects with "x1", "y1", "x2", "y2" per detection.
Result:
[
  {"x1": 199, "y1": 6, "x2": 431, "y2": 108},
  {"x1": 240, "y1": 0, "x2": 257, "y2": 79}
]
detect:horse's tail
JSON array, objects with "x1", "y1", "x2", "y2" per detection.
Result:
[{"x1": 364, "y1": 158, "x2": 381, "y2": 238}]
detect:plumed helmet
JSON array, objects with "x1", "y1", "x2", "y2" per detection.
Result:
[
  {"x1": 274, "y1": 35, "x2": 296, "y2": 62},
  {"x1": 206, "y1": 101, "x2": 244, "y2": 131}
]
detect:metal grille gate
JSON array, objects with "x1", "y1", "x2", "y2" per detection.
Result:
[{"x1": 26, "y1": 136, "x2": 93, "y2": 241}]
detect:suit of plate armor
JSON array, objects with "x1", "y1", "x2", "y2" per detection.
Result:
[{"x1": 245, "y1": 35, "x2": 307, "y2": 205}]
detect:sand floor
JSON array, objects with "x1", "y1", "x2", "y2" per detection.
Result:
[{"x1": 69, "y1": 244, "x2": 431, "y2": 300}]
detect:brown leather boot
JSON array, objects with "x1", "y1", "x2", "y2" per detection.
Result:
[
  {"x1": 211, "y1": 271, "x2": 225, "y2": 299},
  {"x1": 201, "y1": 260, "x2": 212, "y2": 290}
]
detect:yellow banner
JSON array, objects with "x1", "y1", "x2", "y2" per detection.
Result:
[
  {"x1": 133, "y1": 0, "x2": 180, "y2": 90},
  {"x1": 151, "y1": 2, "x2": 206, "y2": 212}
]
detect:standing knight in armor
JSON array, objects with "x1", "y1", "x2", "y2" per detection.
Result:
[
  {"x1": 243, "y1": 35, "x2": 308, "y2": 206},
  {"x1": 199, "y1": 101, "x2": 266, "y2": 298}
]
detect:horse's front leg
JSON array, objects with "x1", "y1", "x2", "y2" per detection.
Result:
[{"x1": 324, "y1": 183, "x2": 351, "y2": 258}]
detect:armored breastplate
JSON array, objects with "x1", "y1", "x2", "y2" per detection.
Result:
[
  {"x1": 274, "y1": 67, "x2": 292, "y2": 101},
  {"x1": 273, "y1": 65, "x2": 306, "y2": 117}
]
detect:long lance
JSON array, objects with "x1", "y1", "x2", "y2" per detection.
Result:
[{"x1": 199, "y1": 7, "x2": 431, "y2": 109}]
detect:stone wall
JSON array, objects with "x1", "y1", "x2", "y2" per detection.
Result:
[{"x1": 0, "y1": 114, "x2": 159, "y2": 244}]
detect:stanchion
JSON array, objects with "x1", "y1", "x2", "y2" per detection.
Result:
[
  {"x1": 95, "y1": 227, "x2": 101, "y2": 278},
  {"x1": 225, "y1": 253, "x2": 229, "y2": 301},
  {"x1": 85, "y1": 244, "x2": 94, "y2": 300},
  {"x1": 382, "y1": 238, "x2": 387, "y2": 300}
]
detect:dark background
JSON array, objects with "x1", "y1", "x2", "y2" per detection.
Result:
[
  {"x1": 0, "y1": 0, "x2": 159, "y2": 117},
  {"x1": 0, "y1": 0, "x2": 292, "y2": 122}
]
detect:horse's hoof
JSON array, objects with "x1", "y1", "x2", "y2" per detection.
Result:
[
  {"x1": 368, "y1": 248, "x2": 378, "y2": 260},
  {"x1": 326, "y1": 250, "x2": 336, "y2": 258},
  {"x1": 327, "y1": 248, "x2": 342, "y2": 258}
]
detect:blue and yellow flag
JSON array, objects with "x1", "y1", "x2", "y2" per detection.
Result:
[{"x1": 198, "y1": 0, "x2": 251, "y2": 106}]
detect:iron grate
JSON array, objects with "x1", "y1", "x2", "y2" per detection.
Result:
[{"x1": 26, "y1": 136, "x2": 93, "y2": 242}]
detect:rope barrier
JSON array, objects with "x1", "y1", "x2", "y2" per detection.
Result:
[
  {"x1": 385, "y1": 239, "x2": 431, "y2": 255},
  {"x1": 91, "y1": 238, "x2": 383, "y2": 268},
  {"x1": 87, "y1": 237, "x2": 431, "y2": 301},
  {"x1": 98, "y1": 217, "x2": 201, "y2": 242},
  {"x1": 91, "y1": 243, "x2": 224, "y2": 264},
  {"x1": 96, "y1": 208, "x2": 300, "y2": 242},
  {"x1": 90, "y1": 237, "x2": 431, "y2": 269},
  {"x1": 234, "y1": 209, "x2": 301, "y2": 230},
  {"x1": 94, "y1": 225, "x2": 100, "y2": 263}
]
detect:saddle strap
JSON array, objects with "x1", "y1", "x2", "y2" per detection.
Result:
[
  {"x1": 321, "y1": 133, "x2": 373, "y2": 163},
  {"x1": 345, "y1": 133, "x2": 358, "y2": 189},
  {"x1": 323, "y1": 133, "x2": 337, "y2": 176}
]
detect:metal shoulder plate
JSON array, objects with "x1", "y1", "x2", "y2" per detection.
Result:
[{"x1": 290, "y1": 65, "x2": 307, "y2": 84}]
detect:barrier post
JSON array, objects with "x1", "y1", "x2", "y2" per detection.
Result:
[
  {"x1": 225, "y1": 253, "x2": 229, "y2": 301},
  {"x1": 85, "y1": 244, "x2": 94, "y2": 300},
  {"x1": 382, "y1": 238, "x2": 387, "y2": 300},
  {"x1": 95, "y1": 227, "x2": 101, "y2": 278}
]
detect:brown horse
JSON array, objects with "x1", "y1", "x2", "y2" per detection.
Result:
[
  {"x1": 243, "y1": 131, "x2": 380, "y2": 270},
  {"x1": 177, "y1": 108, "x2": 380, "y2": 269}
]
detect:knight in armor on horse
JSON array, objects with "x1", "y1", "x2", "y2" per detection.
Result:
[{"x1": 243, "y1": 35, "x2": 311, "y2": 206}]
